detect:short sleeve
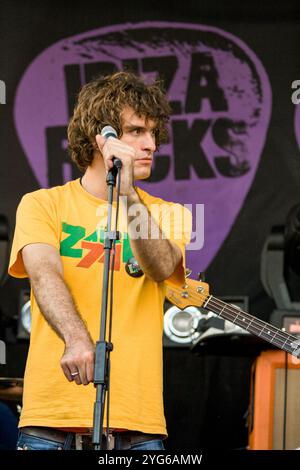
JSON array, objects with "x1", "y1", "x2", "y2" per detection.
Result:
[{"x1": 8, "y1": 192, "x2": 60, "y2": 278}]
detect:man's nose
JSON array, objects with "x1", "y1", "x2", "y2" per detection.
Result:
[{"x1": 142, "y1": 132, "x2": 156, "y2": 152}]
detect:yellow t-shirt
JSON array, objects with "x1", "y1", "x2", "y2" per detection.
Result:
[{"x1": 9, "y1": 178, "x2": 191, "y2": 434}]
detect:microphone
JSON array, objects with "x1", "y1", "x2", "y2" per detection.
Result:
[
  {"x1": 101, "y1": 125, "x2": 117, "y2": 139},
  {"x1": 101, "y1": 126, "x2": 122, "y2": 169}
]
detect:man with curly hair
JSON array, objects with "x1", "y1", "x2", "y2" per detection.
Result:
[{"x1": 9, "y1": 71, "x2": 191, "y2": 450}]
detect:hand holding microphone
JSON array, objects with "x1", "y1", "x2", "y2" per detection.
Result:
[
  {"x1": 99, "y1": 126, "x2": 122, "y2": 169},
  {"x1": 95, "y1": 126, "x2": 136, "y2": 195}
]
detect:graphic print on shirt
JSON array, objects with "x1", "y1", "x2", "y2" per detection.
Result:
[{"x1": 60, "y1": 222, "x2": 133, "y2": 271}]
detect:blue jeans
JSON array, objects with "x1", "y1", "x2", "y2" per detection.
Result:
[
  {"x1": 17, "y1": 431, "x2": 165, "y2": 451},
  {"x1": 0, "y1": 402, "x2": 18, "y2": 450}
]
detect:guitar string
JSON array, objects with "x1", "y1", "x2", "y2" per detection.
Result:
[
  {"x1": 168, "y1": 287, "x2": 281, "y2": 336},
  {"x1": 169, "y1": 288, "x2": 299, "y2": 352},
  {"x1": 199, "y1": 292, "x2": 297, "y2": 346},
  {"x1": 194, "y1": 292, "x2": 298, "y2": 351},
  {"x1": 206, "y1": 296, "x2": 297, "y2": 350}
]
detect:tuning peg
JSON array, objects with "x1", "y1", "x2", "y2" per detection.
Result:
[
  {"x1": 185, "y1": 268, "x2": 192, "y2": 278},
  {"x1": 197, "y1": 272, "x2": 205, "y2": 281}
]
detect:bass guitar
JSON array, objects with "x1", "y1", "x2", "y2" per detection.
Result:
[{"x1": 166, "y1": 277, "x2": 300, "y2": 358}]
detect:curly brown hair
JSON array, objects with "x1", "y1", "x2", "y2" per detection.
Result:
[{"x1": 68, "y1": 71, "x2": 171, "y2": 172}]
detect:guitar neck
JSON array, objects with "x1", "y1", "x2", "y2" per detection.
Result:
[{"x1": 204, "y1": 295, "x2": 300, "y2": 358}]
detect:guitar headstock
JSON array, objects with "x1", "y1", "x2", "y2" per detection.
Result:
[{"x1": 165, "y1": 274, "x2": 210, "y2": 309}]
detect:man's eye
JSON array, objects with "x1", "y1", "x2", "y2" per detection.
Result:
[{"x1": 132, "y1": 129, "x2": 140, "y2": 135}]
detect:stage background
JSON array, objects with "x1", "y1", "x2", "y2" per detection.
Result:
[{"x1": 1, "y1": 0, "x2": 300, "y2": 450}]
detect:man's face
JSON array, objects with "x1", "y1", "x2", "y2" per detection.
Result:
[{"x1": 120, "y1": 106, "x2": 157, "y2": 180}]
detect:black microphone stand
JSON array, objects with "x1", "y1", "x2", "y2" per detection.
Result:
[{"x1": 92, "y1": 159, "x2": 122, "y2": 450}]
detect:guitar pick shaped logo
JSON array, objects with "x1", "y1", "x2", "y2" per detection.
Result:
[{"x1": 14, "y1": 22, "x2": 272, "y2": 272}]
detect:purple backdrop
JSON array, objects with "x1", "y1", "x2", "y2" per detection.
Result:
[{"x1": 14, "y1": 22, "x2": 272, "y2": 274}]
